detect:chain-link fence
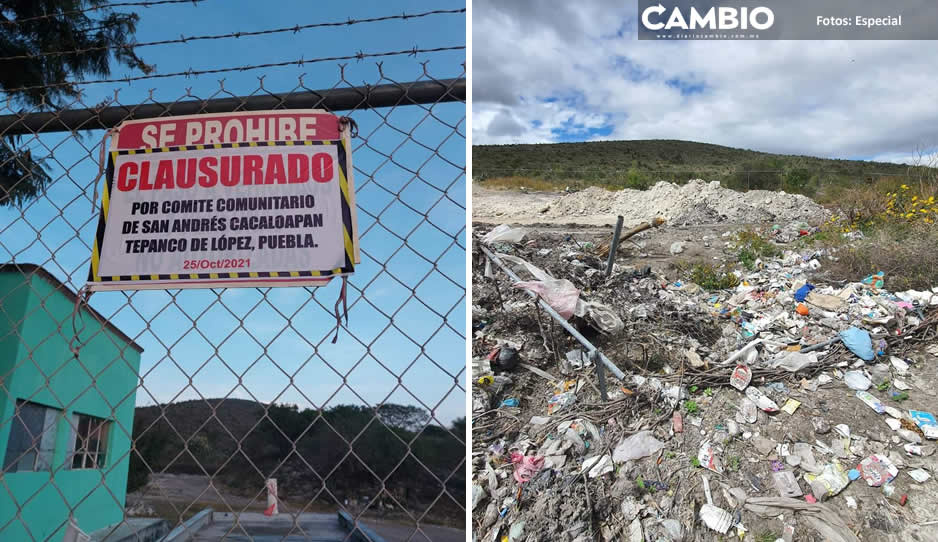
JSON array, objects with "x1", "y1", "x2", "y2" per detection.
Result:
[{"x1": 0, "y1": 61, "x2": 465, "y2": 542}]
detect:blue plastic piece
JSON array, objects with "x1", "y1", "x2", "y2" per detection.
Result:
[
  {"x1": 794, "y1": 284, "x2": 815, "y2": 302},
  {"x1": 840, "y1": 326, "x2": 875, "y2": 361}
]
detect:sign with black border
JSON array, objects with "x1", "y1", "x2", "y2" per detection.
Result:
[{"x1": 86, "y1": 110, "x2": 360, "y2": 291}]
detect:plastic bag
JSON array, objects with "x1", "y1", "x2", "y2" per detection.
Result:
[
  {"x1": 510, "y1": 453, "x2": 544, "y2": 483},
  {"x1": 499, "y1": 254, "x2": 580, "y2": 319},
  {"x1": 843, "y1": 370, "x2": 871, "y2": 391},
  {"x1": 772, "y1": 352, "x2": 818, "y2": 372},
  {"x1": 743, "y1": 496, "x2": 860, "y2": 542},
  {"x1": 839, "y1": 327, "x2": 874, "y2": 361},
  {"x1": 581, "y1": 454, "x2": 614, "y2": 478},
  {"x1": 580, "y1": 301, "x2": 624, "y2": 334},
  {"x1": 862, "y1": 271, "x2": 885, "y2": 289},
  {"x1": 482, "y1": 224, "x2": 526, "y2": 244},
  {"x1": 547, "y1": 391, "x2": 576, "y2": 415},
  {"x1": 612, "y1": 430, "x2": 665, "y2": 463},
  {"x1": 794, "y1": 283, "x2": 815, "y2": 302},
  {"x1": 736, "y1": 398, "x2": 758, "y2": 423},
  {"x1": 803, "y1": 460, "x2": 849, "y2": 500},
  {"x1": 745, "y1": 387, "x2": 779, "y2": 412}
]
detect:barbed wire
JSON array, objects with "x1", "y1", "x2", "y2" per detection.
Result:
[
  {"x1": 0, "y1": 0, "x2": 208, "y2": 26},
  {"x1": 0, "y1": 9, "x2": 466, "y2": 62},
  {"x1": 0, "y1": 46, "x2": 465, "y2": 95}
]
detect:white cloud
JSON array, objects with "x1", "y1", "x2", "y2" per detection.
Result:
[{"x1": 472, "y1": 1, "x2": 938, "y2": 162}]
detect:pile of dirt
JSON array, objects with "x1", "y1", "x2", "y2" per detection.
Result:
[
  {"x1": 471, "y1": 224, "x2": 938, "y2": 542},
  {"x1": 546, "y1": 180, "x2": 829, "y2": 225},
  {"x1": 472, "y1": 180, "x2": 830, "y2": 227}
]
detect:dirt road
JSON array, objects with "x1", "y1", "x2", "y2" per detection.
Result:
[{"x1": 128, "y1": 473, "x2": 465, "y2": 541}]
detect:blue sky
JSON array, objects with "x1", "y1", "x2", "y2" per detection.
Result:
[
  {"x1": 0, "y1": 0, "x2": 466, "y2": 426},
  {"x1": 472, "y1": 0, "x2": 938, "y2": 164}
]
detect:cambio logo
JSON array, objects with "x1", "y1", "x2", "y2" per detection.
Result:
[{"x1": 641, "y1": 3, "x2": 774, "y2": 31}]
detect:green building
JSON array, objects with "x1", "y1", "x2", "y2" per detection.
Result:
[{"x1": 0, "y1": 264, "x2": 143, "y2": 541}]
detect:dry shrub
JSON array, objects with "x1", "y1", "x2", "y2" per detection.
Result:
[
  {"x1": 832, "y1": 177, "x2": 938, "y2": 227},
  {"x1": 836, "y1": 184, "x2": 891, "y2": 224},
  {"x1": 477, "y1": 176, "x2": 566, "y2": 191},
  {"x1": 826, "y1": 224, "x2": 938, "y2": 290}
]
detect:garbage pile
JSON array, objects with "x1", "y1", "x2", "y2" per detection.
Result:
[{"x1": 472, "y1": 224, "x2": 938, "y2": 542}]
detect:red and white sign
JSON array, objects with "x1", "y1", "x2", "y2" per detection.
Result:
[{"x1": 88, "y1": 110, "x2": 360, "y2": 290}]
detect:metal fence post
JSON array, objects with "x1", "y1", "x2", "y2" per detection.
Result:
[{"x1": 605, "y1": 215, "x2": 624, "y2": 277}]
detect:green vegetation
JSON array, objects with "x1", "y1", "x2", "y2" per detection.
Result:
[
  {"x1": 808, "y1": 183, "x2": 938, "y2": 290},
  {"x1": 734, "y1": 230, "x2": 781, "y2": 270},
  {"x1": 128, "y1": 399, "x2": 465, "y2": 521},
  {"x1": 755, "y1": 531, "x2": 781, "y2": 542},
  {"x1": 687, "y1": 263, "x2": 740, "y2": 291},
  {"x1": 473, "y1": 139, "x2": 913, "y2": 199},
  {"x1": 0, "y1": 1, "x2": 152, "y2": 207},
  {"x1": 728, "y1": 455, "x2": 741, "y2": 472},
  {"x1": 877, "y1": 381, "x2": 891, "y2": 392},
  {"x1": 691, "y1": 457, "x2": 701, "y2": 468},
  {"x1": 683, "y1": 400, "x2": 699, "y2": 414}
]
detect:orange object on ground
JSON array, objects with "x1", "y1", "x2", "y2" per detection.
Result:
[{"x1": 796, "y1": 303, "x2": 809, "y2": 316}]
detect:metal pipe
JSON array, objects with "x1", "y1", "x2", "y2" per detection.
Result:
[
  {"x1": 605, "y1": 215, "x2": 624, "y2": 277},
  {"x1": 480, "y1": 245, "x2": 627, "y2": 381},
  {"x1": 0, "y1": 78, "x2": 465, "y2": 135},
  {"x1": 800, "y1": 337, "x2": 840, "y2": 353}
]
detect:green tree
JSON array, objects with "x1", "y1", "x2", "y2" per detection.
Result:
[
  {"x1": 376, "y1": 404, "x2": 430, "y2": 432},
  {"x1": 0, "y1": 0, "x2": 152, "y2": 206},
  {"x1": 126, "y1": 423, "x2": 168, "y2": 493},
  {"x1": 624, "y1": 159, "x2": 650, "y2": 189}
]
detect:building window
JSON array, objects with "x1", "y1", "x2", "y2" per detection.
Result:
[
  {"x1": 68, "y1": 413, "x2": 110, "y2": 470},
  {"x1": 3, "y1": 400, "x2": 59, "y2": 473}
]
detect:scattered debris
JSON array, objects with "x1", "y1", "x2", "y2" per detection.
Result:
[
  {"x1": 909, "y1": 468, "x2": 931, "y2": 483},
  {"x1": 472, "y1": 218, "x2": 938, "y2": 541},
  {"x1": 612, "y1": 430, "x2": 665, "y2": 463},
  {"x1": 730, "y1": 364, "x2": 752, "y2": 390},
  {"x1": 857, "y1": 454, "x2": 899, "y2": 487},
  {"x1": 482, "y1": 224, "x2": 526, "y2": 245}
]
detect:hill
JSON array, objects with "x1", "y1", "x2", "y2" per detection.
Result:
[
  {"x1": 473, "y1": 139, "x2": 916, "y2": 197},
  {"x1": 128, "y1": 399, "x2": 464, "y2": 520}
]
